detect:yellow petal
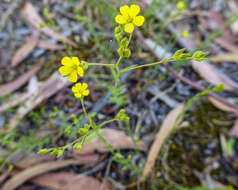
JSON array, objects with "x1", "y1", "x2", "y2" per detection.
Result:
[
  {"x1": 129, "y1": 4, "x2": 140, "y2": 18},
  {"x1": 120, "y1": 5, "x2": 129, "y2": 18},
  {"x1": 75, "y1": 83, "x2": 82, "y2": 89},
  {"x1": 72, "y1": 57, "x2": 80, "y2": 66},
  {"x1": 59, "y1": 66, "x2": 72, "y2": 76},
  {"x1": 74, "y1": 93, "x2": 82, "y2": 99},
  {"x1": 72, "y1": 86, "x2": 77, "y2": 93},
  {"x1": 83, "y1": 89, "x2": 90, "y2": 96},
  {"x1": 82, "y1": 83, "x2": 88, "y2": 90},
  {"x1": 115, "y1": 15, "x2": 126, "y2": 24},
  {"x1": 68, "y1": 71, "x2": 77, "y2": 82},
  {"x1": 61, "y1": 57, "x2": 73, "y2": 67},
  {"x1": 124, "y1": 23, "x2": 134, "y2": 33},
  {"x1": 133, "y1": 16, "x2": 145, "y2": 26},
  {"x1": 77, "y1": 66, "x2": 84, "y2": 77}
]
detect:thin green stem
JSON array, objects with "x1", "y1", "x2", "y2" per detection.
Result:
[
  {"x1": 88, "y1": 63, "x2": 114, "y2": 68},
  {"x1": 115, "y1": 56, "x2": 122, "y2": 74},
  {"x1": 98, "y1": 119, "x2": 117, "y2": 128},
  {"x1": 80, "y1": 98, "x2": 88, "y2": 118},
  {"x1": 120, "y1": 58, "x2": 174, "y2": 74}
]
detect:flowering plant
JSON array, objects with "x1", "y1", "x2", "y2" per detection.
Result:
[{"x1": 38, "y1": 4, "x2": 208, "y2": 158}]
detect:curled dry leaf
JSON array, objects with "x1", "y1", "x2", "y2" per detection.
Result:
[
  {"x1": 0, "y1": 66, "x2": 40, "y2": 98},
  {"x1": 20, "y1": 2, "x2": 77, "y2": 48},
  {"x1": 8, "y1": 72, "x2": 70, "y2": 131},
  {"x1": 192, "y1": 61, "x2": 238, "y2": 92},
  {"x1": 2, "y1": 156, "x2": 99, "y2": 190},
  {"x1": 74, "y1": 128, "x2": 147, "y2": 156},
  {"x1": 141, "y1": 104, "x2": 184, "y2": 180},
  {"x1": 228, "y1": 119, "x2": 238, "y2": 138},
  {"x1": 11, "y1": 31, "x2": 40, "y2": 67},
  {"x1": 208, "y1": 96, "x2": 238, "y2": 115},
  {"x1": 31, "y1": 172, "x2": 114, "y2": 190}
]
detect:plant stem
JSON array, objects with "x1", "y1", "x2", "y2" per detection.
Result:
[{"x1": 88, "y1": 63, "x2": 114, "y2": 68}]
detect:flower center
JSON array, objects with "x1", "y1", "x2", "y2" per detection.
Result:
[
  {"x1": 127, "y1": 16, "x2": 133, "y2": 23},
  {"x1": 72, "y1": 65, "x2": 78, "y2": 70}
]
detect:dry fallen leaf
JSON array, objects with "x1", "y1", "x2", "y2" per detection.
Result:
[
  {"x1": 8, "y1": 71, "x2": 70, "y2": 131},
  {"x1": 199, "y1": 10, "x2": 238, "y2": 53},
  {"x1": 208, "y1": 96, "x2": 238, "y2": 115},
  {"x1": 31, "y1": 172, "x2": 114, "y2": 190},
  {"x1": 141, "y1": 104, "x2": 184, "y2": 180},
  {"x1": 14, "y1": 153, "x2": 54, "y2": 169},
  {"x1": 2, "y1": 157, "x2": 99, "y2": 190},
  {"x1": 209, "y1": 53, "x2": 238, "y2": 64},
  {"x1": 228, "y1": 119, "x2": 238, "y2": 138},
  {"x1": 37, "y1": 40, "x2": 65, "y2": 50},
  {"x1": 0, "y1": 66, "x2": 40, "y2": 98},
  {"x1": 74, "y1": 128, "x2": 147, "y2": 156},
  {"x1": 192, "y1": 61, "x2": 238, "y2": 92},
  {"x1": 11, "y1": 31, "x2": 40, "y2": 67},
  {"x1": 20, "y1": 2, "x2": 77, "y2": 48}
]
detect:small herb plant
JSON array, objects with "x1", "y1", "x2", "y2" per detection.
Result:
[{"x1": 38, "y1": 4, "x2": 209, "y2": 158}]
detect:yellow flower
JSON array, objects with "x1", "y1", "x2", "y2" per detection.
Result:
[
  {"x1": 182, "y1": 31, "x2": 189, "y2": 38},
  {"x1": 72, "y1": 83, "x2": 90, "y2": 99},
  {"x1": 59, "y1": 57, "x2": 84, "y2": 83},
  {"x1": 177, "y1": 1, "x2": 185, "y2": 10},
  {"x1": 115, "y1": 4, "x2": 145, "y2": 33}
]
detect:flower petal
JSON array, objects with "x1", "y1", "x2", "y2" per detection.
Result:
[
  {"x1": 82, "y1": 83, "x2": 88, "y2": 90},
  {"x1": 75, "y1": 83, "x2": 82, "y2": 89},
  {"x1": 61, "y1": 57, "x2": 73, "y2": 67},
  {"x1": 124, "y1": 23, "x2": 134, "y2": 33},
  {"x1": 72, "y1": 87, "x2": 76, "y2": 93},
  {"x1": 133, "y1": 16, "x2": 145, "y2": 26},
  {"x1": 115, "y1": 15, "x2": 127, "y2": 24},
  {"x1": 68, "y1": 71, "x2": 77, "y2": 82},
  {"x1": 74, "y1": 93, "x2": 82, "y2": 99},
  {"x1": 59, "y1": 66, "x2": 72, "y2": 76},
  {"x1": 129, "y1": 4, "x2": 140, "y2": 18},
  {"x1": 77, "y1": 66, "x2": 84, "y2": 77},
  {"x1": 120, "y1": 5, "x2": 129, "y2": 18},
  {"x1": 72, "y1": 57, "x2": 80, "y2": 66},
  {"x1": 83, "y1": 89, "x2": 90, "y2": 96}
]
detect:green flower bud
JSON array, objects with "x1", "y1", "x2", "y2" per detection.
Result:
[
  {"x1": 115, "y1": 109, "x2": 130, "y2": 122},
  {"x1": 80, "y1": 61, "x2": 88, "y2": 70},
  {"x1": 120, "y1": 37, "x2": 129, "y2": 48},
  {"x1": 114, "y1": 26, "x2": 122, "y2": 34},
  {"x1": 73, "y1": 143, "x2": 82, "y2": 150},
  {"x1": 123, "y1": 48, "x2": 131, "y2": 58},
  {"x1": 38, "y1": 148, "x2": 50, "y2": 155},
  {"x1": 57, "y1": 150, "x2": 64, "y2": 158}
]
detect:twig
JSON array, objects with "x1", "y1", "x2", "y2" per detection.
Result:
[{"x1": 135, "y1": 30, "x2": 238, "y2": 111}]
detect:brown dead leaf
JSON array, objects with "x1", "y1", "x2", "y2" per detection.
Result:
[
  {"x1": 2, "y1": 157, "x2": 99, "y2": 190},
  {"x1": 20, "y1": 2, "x2": 77, "y2": 48},
  {"x1": 209, "y1": 53, "x2": 238, "y2": 64},
  {"x1": 192, "y1": 61, "x2": 238, "y2": 92},
  {"x1": 228, "y1": 1, "x2": 238, "y2": 35},
  {"x1": 228, "y1": 119, "x2": 238, "y2": 138},
  {"x1": 0, "y1": 66, "x2": 40, "y2": 98},
  {"x1": 74, "y1": 128, "x2": 147, "y2": 156},
  {"x1": 8, "y1": 71, "x2": 70, "y2": 131},
  {"x1": 141, "y1": 104, "x2": 184, "y2": 180},
  {"x1": 11, "y1": 31, "x2": 40, "y2": 67},
  {"x1": 37, "y1": 40, "x2": 65, "y2": 50},
  {"x1": 208, "y1": 96, "x2": 238, "y2": 115},
  {"x1": 14, "y1": 153, "x2": 54, "y2": 169},
  {"x1": 199, "y1": 10, "x2": 238, "y2": 53},
  {"x1": 31, "y1": 172, "x2": 114, "y2": 190}
]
